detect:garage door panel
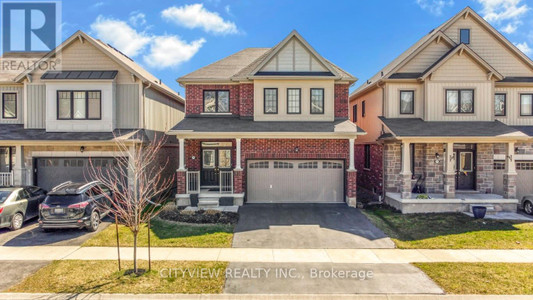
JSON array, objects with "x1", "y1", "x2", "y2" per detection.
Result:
[
  {"x1": 36, "y1": 157, "x2": 126, "y2": 191},
  {"x1": 494, "y1": 161, "x2": 533, "y2": 200},
  {"x1": 247, "y1": 160, "x2": 344, "y2": 203}
]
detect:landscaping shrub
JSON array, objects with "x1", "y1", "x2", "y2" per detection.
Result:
[{"x1": 159, "y1": 204, "x2": 239, "y2": 224}]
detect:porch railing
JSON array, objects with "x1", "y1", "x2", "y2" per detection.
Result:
[
  {"x1": 220, "y1": 171, "x2": 233, "y2": 194},
  {"x1": 186, "y1": 171, "x2": 200, "y2": 194},
  {"x1": 0, "y1": 171, "x2": 13, "y2": 187}
]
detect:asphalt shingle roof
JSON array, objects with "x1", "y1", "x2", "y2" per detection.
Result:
[{"x1": 0, "y1": 125, "x2": 148, "y2": 141}]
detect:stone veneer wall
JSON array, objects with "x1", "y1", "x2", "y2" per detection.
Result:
[
  {"x1": 422, "y1": 144, "x2": 444, "y2": 193},
  {"x1": 476, "y1": 143, "x2": 494, "y2": 193},
  {"x1": 383, "y1": 143, "x2": 402, "y2": 193}
]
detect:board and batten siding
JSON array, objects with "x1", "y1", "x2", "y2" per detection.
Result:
[
  {"x1": 115, "y1": 84, "x2": 140, "y2": 129},
  {"x1": 444, "y1": 16, "x2": 533, "y2": 77},
  {"x1": 495, "y1": 86, "x2": 533, "y2": 126},
  {"x1": 25, "y1": 84, "x2": 46, "y2": 128},
  {"x1": 385, "y1": 83, "x2": 424, "y2": 119},
  {"x1": 261, "y1": 37, "x2": 328, "y2": 72},
  {"x1": 397, "y1": 40, "x2": 452, "y2": 73},
  {"x1": 0, "y1": 85, "x2": 23, "y2": 124},
  {"x1": 144, "y1": 88, "x2": 184, "y2": 132}
]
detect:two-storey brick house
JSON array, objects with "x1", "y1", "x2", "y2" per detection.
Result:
[
  {"x1": 350, "y1": 7, "x2": 533, "y2": 213},
  {"x1": 169, "y1": 31, "x2": 362, "y2": 207},
  {"x1": 0, "y1": 31, "x2": 184, "y2": 191}
]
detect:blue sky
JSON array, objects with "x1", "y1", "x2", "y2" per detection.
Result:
[{"x1": 55, "y1": 0, "x2": 533, "y2": 94}]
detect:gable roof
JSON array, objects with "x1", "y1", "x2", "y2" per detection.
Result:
[
  {"x1": 419, "y1": 43, "x2": 503, "y2": 80},
  {"x1": 14, "y1": 31, "x2": 184, "y2": 104},
  {"x1": 178, "y1": 30, "x2": 356, "y2": 84},
  {"x1": 351, "y1": 6, "x2": 533, "y2": 98}
]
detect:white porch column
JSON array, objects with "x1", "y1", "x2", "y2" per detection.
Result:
[
  {"x1": 178, "y1": 138, "x2": 186, "y2": 171},
  {"x1": 235, "y1": 138, "x2": 242, "y2": 171},
  {"x1": 400, "y1": 141, "x2": 411, "y2": 199},
  {"x1": 504, "y1": 142, "x2": 517, "y2": 199},
  {"x1": 13, "y1": 145, "x2": 26, "y2": 185},
  {"x1": 443, "y1": 142, "x2": 456, "y2": 199},
  {"x1": 348, "y1": 138, "x2": 355, "y2": 171}
]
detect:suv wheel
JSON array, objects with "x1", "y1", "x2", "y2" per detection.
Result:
[
  {"x1": 10, "y1": 213, "x2": 24, "y2": 231},
  {"x1": 524, "y1": 200, "x2": 533, "y2": 215},
  {"x1": 87, "y1": 211, "x2": 100, "y2": 232}
]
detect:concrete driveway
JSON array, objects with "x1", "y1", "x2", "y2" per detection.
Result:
[
  {"x1": 232, "y1": 203, "x2": 394, "y2": 249},
  {"x1": 0, "y1": 217, "x2": 110, "y2": 247}
]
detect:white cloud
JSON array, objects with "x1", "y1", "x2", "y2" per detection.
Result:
[
  {"x1": 144, "y1": 36, "x2": 206, "y2": 69},
  {"x1": 515, "y1": 41, "x2": 532, "y2": 55},
  {"x1": 129, "y1": 12, "x2": 146, "y2": 27},
  {"x1": 225, "y1": 5, "x2": 231, "y2": 14},
  {"x1": 92, "y1": 1, "x2": 104, "y2": 9},
  {"x1": 161, "y1": 3, "x2": 238, "y2": 35},
  {"x1": 501, "y1": 22, "x2": 518, "y2": 33},
  {"x1": 91, "y1": 16, "x2": 151, "y2": 57},
  {"x1": 416, "y1": 0, "x2": 454, "y2": 16},
  {"x1": 90, "y1": 15, "x2": 205, "y2": 69}
]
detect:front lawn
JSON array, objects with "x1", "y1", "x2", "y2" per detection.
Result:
[
  {"x1": 83, "y1": 217, "x2": 234, "y2": 248},
  {"x1": 415, "y1": 263, "x2": 533, "y2": 294},
  {"x1": 362, "y1": 208, "x2": 533, "y2": 249},
  {"x1": 6, "y1": 260, "x2": 227, "y2": 294}
]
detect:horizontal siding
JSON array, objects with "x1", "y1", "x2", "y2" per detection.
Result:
[
  {"x1": 425, "y1": 80, "x2": 493, "y2": 121},
  {"x1": 385, "y1": 82, "x2": 424, "y2": 118},
  {"x1": 398, "y1": 40, "x2": 451, "y2": 73},
  {"x1": 144, "y1": 88, "x2": 184, "y2": 132},
  {"x1": 495, "y1": 86, "x2": 533, "y2": 126},
  {"x1": 116, "y1": 84, "x2": 140, "y2": 129},
  {"x1": 0, "y1": 86, "x2": 23, "y2": 124},
  {"x1": 31, "y1": 38, "x2": 133, "y2": 84},
  {"x1": 25, "y1": 84, "x2": 46, "y2": 128},
  {"x1": 431, "y1": 53, "x2": 488, "y2": 81},
  {"x1": 444, "y1": 16, "x2": 533, "y2": 77}
]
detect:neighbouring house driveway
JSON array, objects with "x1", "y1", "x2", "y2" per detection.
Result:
[{"x1": 233, "y1": 203, "x2": 394, "y2": 249}]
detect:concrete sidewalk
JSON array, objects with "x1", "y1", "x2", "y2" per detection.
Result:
[
  {"x1": 1, "y1": 293, "x2": 532, "y2": 300},
  {"x1": 1, "y1": 246, "x2": 533, "y2": 263}
]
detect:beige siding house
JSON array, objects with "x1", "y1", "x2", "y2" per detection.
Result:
[
  {"x1": 350, "y1": 7, "x2": 533, "y2": 213},
  {"x1": 0, "y1": 31, "x2": 184, "y2": 191}
]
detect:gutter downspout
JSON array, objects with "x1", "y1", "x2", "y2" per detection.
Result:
[{"x1": 378, "y1": 81, "x2": 386, "y2": 203}]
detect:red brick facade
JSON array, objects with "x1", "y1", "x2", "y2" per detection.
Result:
[
  {"x1": 354, "y1": 143, "x2": 383, "y2": 194},
  {"x1": 185, "y1": 84, "x2": 241, "y2": 115},
  {"x1": 239, "y1": 83, "x2": 254, "y2": 117},
  {"x1": 334, "y1": 84, "x2": 350, "y2": 118}
]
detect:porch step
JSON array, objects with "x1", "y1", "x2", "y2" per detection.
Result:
[{"x1": 198, "y1": 198, "x2": 220, "y2": 209}]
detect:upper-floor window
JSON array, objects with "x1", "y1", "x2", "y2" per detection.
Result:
[
  {"x1": 310, "y1": 88, "x2": 324, "y2": 114},
  {"x1": 362, "y1": 101, "x2": 366, "y2": 117},
  {"x1": 520, "y1": 94, "x2": 533, "y2": 116},
  {"x1": 400, "y1": 90, "x2": 414, "y2": 114},
  {"x1": 2, "y1": 93, "x2": 16, "y2": 119},
  {"x1": 287, "y1": 88, "x2": 301, "y2": 114},
  {"x1": 57, "y1": 91, "x2": 101, "y2": 120},
  {"x1": 460, "y1": 29, "x2": 470, "y2": 44},
  {"x1": 446, "y1": 89, "x2": 474, "y2": 114},
  {"x1": 264, "y1": 88, "x2": 278, "y2": 114},
  {"x1": 494, "y1": 93, "x2": 506, "y2": 116},
  {"x1": 352, "y1": 104, "x2": 357, "y2": 122},
  {"x1": 203, "y1": 90, "x2": 229, "y2": 113}
]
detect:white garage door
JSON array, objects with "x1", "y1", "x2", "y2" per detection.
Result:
[
  {"x1": 494, "y1": 161, "x2": 533, "y2": 200},
  {"x1": 247, "y1": 160, "x2": 344, "y2": 203}
]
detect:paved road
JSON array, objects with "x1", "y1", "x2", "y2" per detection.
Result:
[{"x1": 233, "y1": 204, "x2": 395, "y2": 248}]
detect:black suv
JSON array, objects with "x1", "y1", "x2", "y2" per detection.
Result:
[{"x1": 39, "y1": 181, "x2": 111, "y2": 232}]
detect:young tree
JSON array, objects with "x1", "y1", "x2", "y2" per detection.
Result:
[{"x1": 87, "y1": 133, "x2": 174, "y2": 274}]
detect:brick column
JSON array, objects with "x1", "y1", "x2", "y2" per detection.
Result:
[
  {"x1": 177, "y1": 171, "x2": 186, "y2": 194},
  {"x1": 346, "y1": 170, "x2": 357, "y2": 207},
  {"x1": 400, "y1": 141, "x2": 411, "y2": 199},
  {"x1": 504, "y1": 142, "x2": 517, "y2": 199}
]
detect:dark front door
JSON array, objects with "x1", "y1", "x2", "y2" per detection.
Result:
[
  {"x1": 456, "y1": 150, "x2": 476, "y2": 190},
  {"x1": 201, "y1": 148, "x2": 232, "y2": 186}
]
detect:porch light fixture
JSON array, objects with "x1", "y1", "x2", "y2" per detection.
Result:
[
  {"x1": 80, "y1": 146, "x2": 85, "y2": 153},
  {"x1": 434, "y1": 153, "x2": 440, "y2": 164},
  {"x1": 507, "y1": 155, "x2": 513, "y2": 161},
  {"x1": 191, "y1": 156, "x2": 196, "y2": 160},
  {"x1": 294, "y1": 147, "x2": 300, "y2": 153}
]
